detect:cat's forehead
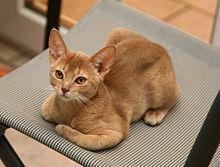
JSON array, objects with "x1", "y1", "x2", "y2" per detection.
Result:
[
  {"x1": 75, "y1": 51, "x2": 88, "y2": 57},
  {"x1": 67, "y1": 51, "x2": 90, "y2": 62},
  {"x1": 57, "y1": 51, "x2": 92, "y2": 72}
]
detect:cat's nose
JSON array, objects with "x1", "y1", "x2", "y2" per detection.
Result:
[{"x1": 61, "y1": 87, "x2": 69, "y2": 94}]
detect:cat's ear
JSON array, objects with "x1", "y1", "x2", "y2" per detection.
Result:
[
  {"x1": 91, "y1": 46, "x2": 116, "y2": 76},
  {"x1": 48, "y1": 28, "x2": 67, "y2": 63}
]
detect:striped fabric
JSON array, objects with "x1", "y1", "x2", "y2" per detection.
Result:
[{"x1": 0, "y1": 0, "x2": 219, "y2": 166}]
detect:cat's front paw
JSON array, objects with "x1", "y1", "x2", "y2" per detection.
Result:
[
  {"x1": 55, "y1": 124, "x2": 66, "y2": 136},
  {"x1": 55, "y1": 124, "x2": 78, "y2": 138},
  {"x1": 144, "y1": 109, "x2": 168, "y2": 126}
]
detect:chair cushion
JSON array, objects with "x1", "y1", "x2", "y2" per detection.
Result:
[{"x1": 0, "y1": 0, "x2": 219, "y2": 166}]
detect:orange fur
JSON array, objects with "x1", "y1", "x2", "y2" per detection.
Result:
[{"x1": 41, "y1": 28, "x2": 180, "y2": 150}]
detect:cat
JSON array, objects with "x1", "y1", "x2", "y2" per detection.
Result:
[{"x1": 41, "y1": 28, "x2": 180, "y2": 151}]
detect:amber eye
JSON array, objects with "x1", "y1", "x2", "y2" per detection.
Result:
[
  {"x1": 55, "y1": 70, "x2": 63, "y2": 79},
  {"x1": 75, "y1": 76, "x2": 87, "y2": 85}
]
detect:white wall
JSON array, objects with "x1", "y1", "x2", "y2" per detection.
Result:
[{"x1": 0, "y1": 0, "x2": 67, "y2": 53}]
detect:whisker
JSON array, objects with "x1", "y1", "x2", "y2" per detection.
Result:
[
  {"x1": 76, "y1": 96, "x2": 86, "y2": 109},
  {"x1": 72, "y1": 96, "x2": 78, "y2": 108},
  {"x1": 71, "y1": 93, "x2": 102, "y2": 111},
  {"x1": 80, "y1": 96, "x2": 100, "y2": 111},
  {"x1": 73, "y1": 95, "x2": 84, "y2": 109}
]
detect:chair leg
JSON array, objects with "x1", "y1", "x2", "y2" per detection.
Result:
[
  {"x1": 44, "y1": 0, "x2": 62, "y2": 49},
  {"x1": 185, "y1": 91, "x2": 220, "y2": 166},
  {"x1": 0, "y1": 124, "x2": 24, "y2": 167}
]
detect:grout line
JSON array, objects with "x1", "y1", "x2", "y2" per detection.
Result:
[
  {"x1": 172, "y1": 0, "x2": 216, "y2": 17},
  {"x1": 170, "y1": 0, "x2": 188, "y2": 6},
  {"x1": 189, "y1": 5, "x2": 215, "y2": 18},
  {"x1": 163, "y1": 5, "x2": 190, "y2": 22},
  {"x1": 164, "y1": 3, "x2": 215, "y2": 23}
]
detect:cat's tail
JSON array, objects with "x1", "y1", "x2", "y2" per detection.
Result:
[{"x1": 106, "y1": 27, "x2": 143, "y2": 46}]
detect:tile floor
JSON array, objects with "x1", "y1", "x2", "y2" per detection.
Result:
[
  {"x1": 124, "y1": 0, "x2": 217, "y2": 42},
  {"x1": 32, "y1": 0, "x2": 218, "y2": 42},
  {"x1": 1, "y1": 0, "x2": 218, "y2": 72},
  {"x1": 0, "y1": 0, "x2": 219, "y2": 166},
  {"x1": 0, "y1": 129, "x2": 81, "y2": 167}
]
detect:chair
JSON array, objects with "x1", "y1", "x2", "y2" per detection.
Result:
[{"x1": 0, "y1": 0, "x2": 219, "y2": 166}]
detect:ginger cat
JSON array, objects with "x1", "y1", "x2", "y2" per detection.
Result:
[{"x1": 41, "y1": 28, "x2": 180, "y2": 151}]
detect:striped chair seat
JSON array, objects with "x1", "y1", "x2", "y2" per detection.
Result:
[{"x1": 0, "y1": 0, "x2": 219, "y2": 166}]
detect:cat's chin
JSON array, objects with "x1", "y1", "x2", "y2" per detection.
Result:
[{"x1": 58, "y1": 95, "x2": 72, "y2": 101}]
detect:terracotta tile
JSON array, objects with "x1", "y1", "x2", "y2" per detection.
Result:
[
  {"x1": 168, "y1": 9, "x2": 214, "y2": 42},
  {"x1": 184, "y1": 0, "x2": 218, "y2": 15},
  {"x1": 4, "y1": 129, "x2": 82, "y2": 167},
  {"x1": 33, "y1": 0, "x2": 97, "y2": 28},
  {"x1": 0, "y1": 61, "x2": 12, "y2": 76},
  {"x1": 124, "y1": 0, "x2": 186, "y2": 19},
  {"x1": 61, "y1": 0, "x2": 97, "y2": 21},
  {"x1": 0, "y1": 61, "x2": 12, "y2": 70}
]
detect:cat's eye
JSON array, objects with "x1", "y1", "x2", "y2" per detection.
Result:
[
  {"x1": 75, "y1": 76, "x2": 87, "y2": 85},
  {"x1": 55, "y1": 70, "x2": 63, "y2": 79}
]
